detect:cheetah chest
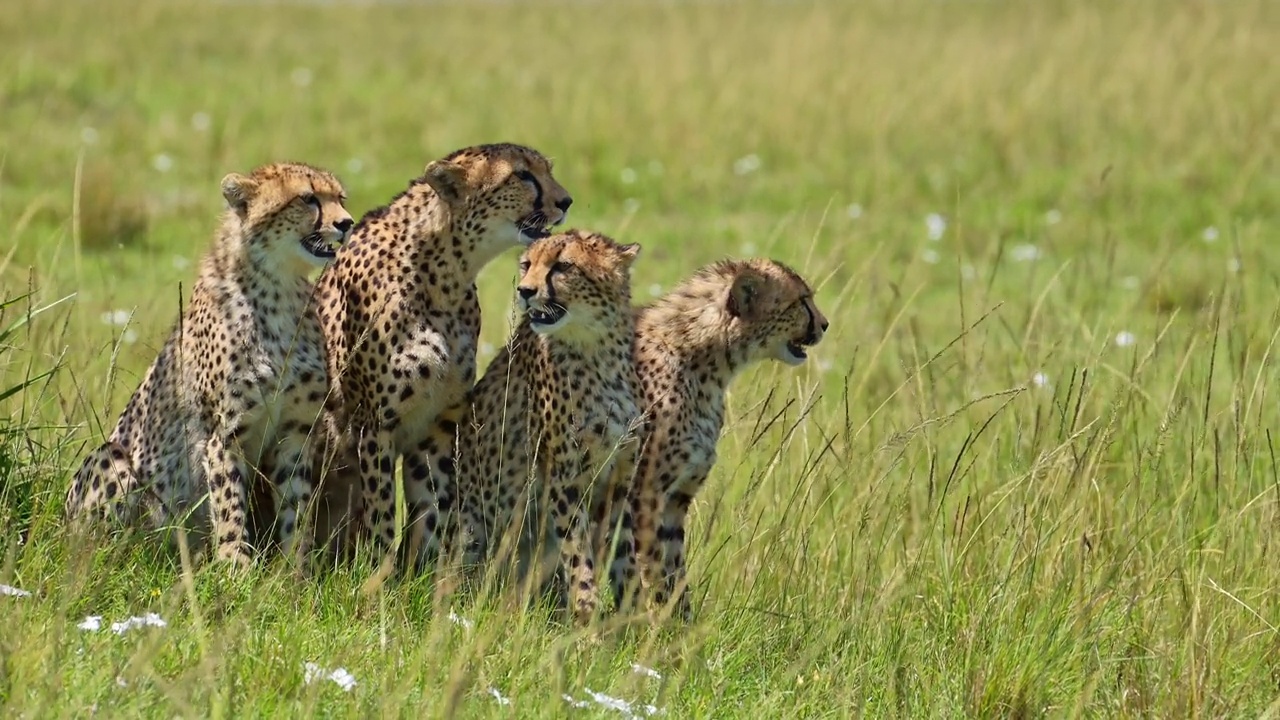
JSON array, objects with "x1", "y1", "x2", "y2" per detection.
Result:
[
  {"x1": 234, "y1": 322, "x2": 327, "y2": 461},
  {"x1": 562, "y1": 369, "x2": 640, "y2": 473}
]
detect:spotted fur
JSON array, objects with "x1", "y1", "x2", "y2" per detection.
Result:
[
  {"x1": 65, "y1": 162, "x2": 354, "y2": 567},
  {"x1": 630, "y1": 259, "x2": 828, "y2": 619},
  {"x1": 454, "y1": 230, "x2": 644, "y2": 626},
  {"x1": 312, "y1": 143, "x2": 572, "y2": 573}
]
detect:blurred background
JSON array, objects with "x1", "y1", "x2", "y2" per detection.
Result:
[{"x1": 3, "y1": 1, "x2": 1280, "y2": 716}]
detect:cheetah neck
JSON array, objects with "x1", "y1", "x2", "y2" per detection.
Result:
[
  {"x1": 636, "y1": 300, "x2": 751, "y2": 387},
  {"x1": 387, "y1": 183, "x2": 493, "y2": 280},
  {"x1": 521, "y1": 319, "x2": 634, "y2": 374},
  {"x1": 205, "y1": 218, "x2": 315, "y2": 313}
]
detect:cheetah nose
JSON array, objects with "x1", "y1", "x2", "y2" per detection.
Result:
[
  {"x1": 517, "y1": 286, "x2": 536, "y2": 300},
  {"x1": 555, "y1": 196, "x2": 573, "y2": 212},
  {"x1": 821, "y1": 319, "x2": 830, "y2": 332},
  {"x1": 334, "y1": 218, "x2": 354, "y2": 234}
]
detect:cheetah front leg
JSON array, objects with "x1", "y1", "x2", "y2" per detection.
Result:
[
  {"x1": 629, "y1": 434, "x2": 667, "y2": 618},
  {"x1": 548, "y1": 465, "x2": 600, "y2": 627},
  {"x1": 356, "y1": 424, "x2": 400, "y2": 554},
  {"x1": 401, "y1": 404, "x2": 465, "y2": 574},
  {"x1": 653, "y1": 488, "x2": 697, "y2": 622},
  {"x1": 601, "y1": 457, "x2": 643, "y2": 615},
  {"x1": 204, "y1": 431, "x2": 253, "y2": 569},
  {"x1": 66, "y1": 442, "x2": 142, "y2": 526},
  {"x1": 269, "y1": 429, "x2": 316, "y2": 568}
]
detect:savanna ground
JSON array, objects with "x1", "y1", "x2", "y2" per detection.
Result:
[{"x1": 2, "y1": 0, "x2": 1279, "y2": 716}]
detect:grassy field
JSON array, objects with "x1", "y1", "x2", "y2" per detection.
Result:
[{"x1": 3, "y1": 0, "x2": 1280, "y2": 716}]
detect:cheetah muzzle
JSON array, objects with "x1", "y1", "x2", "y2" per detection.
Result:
[{"x1": 517, "y1": 210, "x2": 554, "y2": 243}]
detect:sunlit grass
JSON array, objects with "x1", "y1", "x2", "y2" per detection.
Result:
[{"x1": 2, "y1": 0, "x2": 1280, "y2": 716}]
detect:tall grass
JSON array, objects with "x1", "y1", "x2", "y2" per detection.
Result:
[{"x1": 2, "y1": 0, "x2": 1279, "y2": 716}]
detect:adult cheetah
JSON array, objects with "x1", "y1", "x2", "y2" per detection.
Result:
[
  {"x1": 313, "y1": 143, "x2": 571, "y2": 573},
  {"x1": 454, "y1": 230, "x2": 643, "y2": 626},
  {"x1": 630, "y1": 258, "x2": 828, "y2": 619},
  {"x1": 66, "y1": 162, "x2": 354, "y2": 567}
]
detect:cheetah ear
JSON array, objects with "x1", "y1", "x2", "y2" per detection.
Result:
[
  {"x1": 617, "y1": 243, "x2": 641, "y2": 268},
  {"x1": 727, "y1": 272, "x2": 761, "y2": 320},
  {"x1": 220, "y1": 173, "x2": 257, "y2": 214},
  {"x1": 422, "y1": 160, "x2": 469, "y2": 207}
]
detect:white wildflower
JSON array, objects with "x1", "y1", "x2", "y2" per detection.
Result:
[
  {"x1": 304, "y1": 662, "x2": 356, "y2": 692},
  {"x1": 191, "y1": 112, "x2": 212, "y2": 132},
  {"x1": 631, "y1": 663, "x2": 662, "y2": 680},
  {"x1": 732, "y1": 154, "x2": 762, "y2": 176},
  {"x1": 479, "y1": 342, "x2": 496, "y2": 357},
  {"x1": 81, "y1": 127, "x2": 99, "y2": 145},
  {"x1": 122, "y1": 329, "x2": 139, "y2": 345},
  {"x1": 1202, "y1": 226, "x2": 1219, "y2": 242},
  {"x1": 78, "y1": 616, "x2": 103, "y2": 631},
  {"x1": 1044, "y1": 209, "x2": 1062, "y2": 225},
  {"x1": 1009, "y1": 244, "x2": 1041, "y2": 262},
  {"x1": 0, "y1": 584, "x2": 31, "y2": 597},
  {"x1": 563, "y1": 694, "x2": 592, "y2": 709},
  {"x1": 488, "y1": 687, "x2": 512, "y2": 706},
  {"x1": 582, "y1": 688, "x2": 662, "y2": 717},
  {"x1": 925, "y1": 213, "x2": 946, "y2": 241},
  {"x1": 329, "y1": 668, "x2": 357, "y2": 692},
  {"x1": 151, "y1": 154, "x2": 174, "y2": 173},
  {"x1": 115, "y1": 676, "x2": 128, "y2": 688},
  {"x1": 110, "y1": 612, "x2": 166, "y2": 634},
  {"x1": 447, "y1": 610, "x2": 473, "y2": 630},
  {"x1": 620, "y1": 168, "x2": 638, "y2": 184},
  {"x1": 1227, "y1": 257, "x2": 1241, "y2": 273},
  {"x1": 846, "y1": 203, "x2": 863, "y2": 220},
  {"x1": 101, "y1": 309, "x2": 132, "y2": 326},
  {"x1": 648, "y1": 284, "x2": 663, "y2": 298},
  {"x1": 585, "y1": 688, "x2": 633, "y2": 714},
  {"x1": 1031, "y1": 372, "x2": 1050, "y2": 388},
  {"x1": 1114, "y1": 331, "x2": 1136, "y2": 348},
  {"x1": 346, "y1": 158, "x2": 365, "y2": 175}
]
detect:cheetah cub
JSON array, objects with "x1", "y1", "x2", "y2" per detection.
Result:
[
  {"x1": 454, "y1": 230, "x2": 643, "y2": 626},
  {"x1": 631, "y1": 259, "x2": 828, "y2": 619},
  {"x1": 66, "y1": 162, "x2": 353, "y2": 568}
]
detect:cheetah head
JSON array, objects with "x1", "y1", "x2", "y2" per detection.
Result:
[
  {"x1": 221, "y1": 162, "x2": 353, "y2": 272},
  {"x1": 418, "y1": 143, "x2": 572, "y2": 266},
  {"x1": 515, "y1": 230, "x2": 640, "y2": 341},
  {"x1": 724, "y1": 259, "x2": 828, "y2": 367}
]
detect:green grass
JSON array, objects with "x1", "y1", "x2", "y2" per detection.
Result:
[{"x1": 3, "y1": 0, "x2": 1280, "y2": 716}]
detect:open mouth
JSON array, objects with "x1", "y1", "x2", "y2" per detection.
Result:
[
  {"x1": 301, "y1": 232, "x2": 338, "y2": 259},
  {"x1": 528, "y1": 304, "x2": 567, "y2": 329},
  {"x1": 517, "y1": 212, "x2": 551, "y2": 242},
  {"x1": 785, "y1": 341, "x2": 809, "y2": 361}
]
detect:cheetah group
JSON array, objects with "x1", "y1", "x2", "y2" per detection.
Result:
[{"x1": 66, "y1": 143, "x2": 828, "y2": 625}]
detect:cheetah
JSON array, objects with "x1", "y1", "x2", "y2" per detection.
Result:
[
  {"x1": 453, "y1": 230, "x2": 643, "y2": 626},
  {"x1": 630, "y1": 258, "x2": 828, "y2": 619},
  {"x1": 65, "y1": 162, "x2": 354, "y2": 567},
  {"x1": 313, "y1": 143, "x2": 571, "y2": 574}
]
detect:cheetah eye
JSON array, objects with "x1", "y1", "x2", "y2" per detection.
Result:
[
  {"x1": 301, "y1": 193, "x2": 319, "y2": 207},
  {"x1": 552, "y1": 260, "x2": 573, "y2": 273},
  {"x1": 514, "y1": 170, "x2": 537, "y2": 184},
  {"x1": 518, "y1": 261, "x2": 532, "y2": 273}
]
